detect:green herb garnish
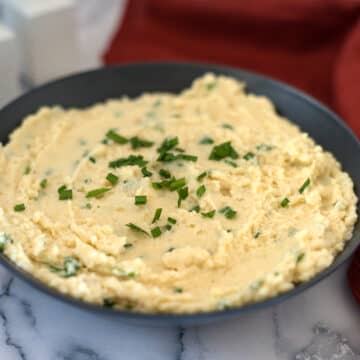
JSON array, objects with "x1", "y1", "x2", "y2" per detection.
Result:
[
  {"x1": 49, "y1": 257, "x2": 80, "y2": 278},
  {"x1": 86, "y1": 187, "x2": 111, "y2": 198},
  {"x1": 106, "y1": 173, "x2": 119, "y2": 185},
  {"x1": 174, "y1": 287, "x2": 183, "y2": 293},
  {"x1": 130, "y1": 136, "x2": 154, "y2": 149},
  {"x1": 126, "y1": 223, "x2": 149, "y2": 236},
  {"x1": 256, "y1": 144, "x2": 273, "y2": 152},
  {"x1": 135, "y1": 195, "x2": 147, "y2": 205},
  {"x1": 58, "y1": 185, "x2": 73, "y2": 200},
  {"x1": 206, "y1": 82, "x2": 217, "y2": 90},
  {"x1": 224, "y1": 159, "x2": 238, "y2": 168},
  {"x1": 103, "y1": 298, "x2": 116, "y2": 308},
  {"x1": 196, "y1": 185, "x2": 206, "y2": 198},
  {"x1": 222, "y1": 124, "x2": 233, "y2": 130},
  {"x1": 209, "y1": 141, "x2": 239, "y2": 161},
  {"x1": 243, "y1": 152, "x2": 255, "y2": 161},
  {"x1": 151, "y1": 226, "x2": 162, "y2": 238},
  {"x1": 199, "y1": 136, "x2": 214, "y2": 145},
  {"x1": 106, "y1": 129, "x2": 128, "y2": 144},
  {"x1": 159, "y1": 168, "x2": 171, "y2": 178},
  {"x1": 0, "y1": 233, "x2": 11, "y2": 252},
  {"x1": 296, "y1": 252, "x2": 305, "y2": 263},
  {"x1": 24, "y1": 165, "x2": 31, "y2": 175},
  {"x1": 254, "y1": 232, "x2": 261, "y2": 238},
  {"x1": 197, "y1": 171, "x2": 208, "y2": 182},
  {"x1": 177, "y1": 186, "x2": 189, "y2": 207},
  {"x1": 89, "y1": 156, "x2": 96, "y2": 163},
  {"x1": 14, "y1": 203, "x2": 25, "y2": 212},
  {"x1": 201, "y1": 209, "x2": 216, "y2": 218},
  {"x1": 168, "y1": 217, "x2": 177, "y2": 224},
  {"x1": 109, "y1": 155, "x2": 148, "y2": 168},
  {"x1": 219, "y1": 206, "x2": 237, "y2": 219},
  {"x1": 40, "y1": 178, "x2": 48, "y2": 189},
  {"x1": 141, "y1": 167, "x2": 153, "y2": 177},
  {"x1": 280, "y1": 198, "x2": 290, "y2": 208},
  {"x1": 152, "y1": 208, "x2": 162, "y2": 223},
  {"x1": 190, "y1": 205, "x2": 200, "y2": 213},
  {"x1": 169, "y1": 178, "x2": 186, "y2": 191},
  {"x1": 157, "y1": 137, "x2": 179, "y2": 153},
  {"x1": 123, "y1": 243, "x2": 133, "y2": 249},
  {"x1": 299, "y1": 178, "x2": 311, "y2": 194}
]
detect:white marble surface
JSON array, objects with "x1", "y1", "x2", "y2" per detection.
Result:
[{"x1": 0, "y1": 1, "x2": 360, "y2": 359}]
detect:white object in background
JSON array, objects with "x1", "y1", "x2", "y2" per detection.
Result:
[
  {"x1": 3, "y1": 0, "x2": 81, "y2": 86},
  {"x1": 0, "y1": 23, "x2": 20, "y2": 108}
]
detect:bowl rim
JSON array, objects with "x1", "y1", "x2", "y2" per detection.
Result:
[{"x1": 0, "y1": 61, "x2": 359, "y2": 323}]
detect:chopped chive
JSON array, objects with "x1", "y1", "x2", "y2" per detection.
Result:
[
  {"x1": 135, "y1": 195, "x2": 147, "y2": 205},
  {"x1": 169, "y1": 178, "x2": 186, "y2": 191},
  {"x1": 219, "y1": 206, "x2": 237, "y2": 219},
  {"x1": 24, "y1": 165, "x2": 31, "y2": 175},
  {"x1": 101, "y1": 138, "x2": 109, "y2": 145},
  {"x1": 209, "y1": 141, "x2": 239, "y2": 161},
  {"x1": 190, "y1": 205, "x2": 200, "y2": 213},
  {"x1": 151, "y1": 226, "x2": 162, "y2": 238},
  {"x1": 49, "y1": 257, "x2": 80, "y2": 278},
  {"x1": 256, "y1": 143, "x2": 273, "y2": 152},
  {"x1": 296, "y1": 252, "x2": 305, "y2": 263},
  {"x1": 103, "y1": 298, "x2": 116, "y2": 308},
  {"x1": 0, "y1": 233, "x2": 11, "y2": 252},
  {"x1": 106, "y1": 172, "x2": 119, "y2": 185},
  {"x1": 130, "y1": 136, "x2": 154, "y2": 149},
  {"x1": 152, "y1": 208, "x2": 162, "y2": 223},
  {"x1": 206, "y1": 82, "x2": 217, "y2": 90},
  {"x1": 224, "y1": 159, "x2": 238, "y2": 168},
  {"x1": 201, "y1": 209, "x2": 216, "y2": 218},
  {"x1": 168, "y1": 217, "x2": 177, "y2": 224},
  {"x1": 40, "y1": 178, "x2": 48, "y2": 189},
  {"x1": 196, "y1": 184, "x2": 206, "y2": 198},
  {"x1": 157, "y1": 137, "x2": 179, "y2": 153},
  {"x1": 109, "y1": 155, "x2": 148, "y2": 168},
  {"x1": 199, "y1": 136, "x2": 214, "y2": 145},
  {"x1": 222, "y1": 123, "x2": 234, "y2": 130},
  {"x1": 58, "y1": 185, "x2": 72, "y2": 200},
  {"x1": 153, "y1": 99, "x2": 162, "y2": 107},
  {"x1": 157, "y1": 152, "x2": 197, "y2": 163},
  {"x1": 106, "y1": 129, "x2": 128, "y2": 144},
  {"x1": 126, "y1": 223, "x2": 149, "y2": 236},
  {"x1": 299, "y1": 178, "x2": 311, "y2": 194},
  {"x1": 164, "y1": 224, "x2": 172, "y2": 231},
  {"x1": 14, "y1": 203, "x2": 25, "y2": 212},
  {"x1": 243, "y1": 152, "x2": 255, "y2": 161},
  {"x1": 85, "y1": 203, "x2": 92, "y2": 209},
  {"x1": 197, "y1": 171, "x2": 208, "y2": 182},
  {"x1": 174, "y1": 287, "x2": 183, "y2": 293},
  {"x1": 159, "y1": 168, "x2": 171, "y2": 179},
  {"x1": 254, "y1": 232, "x2": 261, "y2": 238},
  {"x1": 179, "y1": 154, "x2": 197, "y2": 162},
  {"x1": 177, "y1": 186, "x2": 189, "y2": 207},
  {"x1": 280, "y1": 198, "x2": 290, "y2": 207},
  {"x1": 89, "y1": 156, "x2": 96, "y2": 163},
  {"x1": 174, "y1": 147, "x2": 185, "y2": 153},
  {"x1": 152, "y1": 182, "x2": 164, "y2": 190},
  {"x1": 123, "y1": 243, "x2": 133, "y2": 249},
  {"x1": 86, "y1": 187, "x2": 111, "y2": 198},
  {"x1": 141, "y1": 167, "x2": 153, "y2": 177}
]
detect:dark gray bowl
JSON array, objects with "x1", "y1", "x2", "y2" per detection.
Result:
[{"x1": 0, "y1": 63, "x2": 359, "y2": 326}]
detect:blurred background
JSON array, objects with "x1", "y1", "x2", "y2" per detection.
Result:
[{"x1": 0, "y1": 0, "x2": 359, "y2": 136}]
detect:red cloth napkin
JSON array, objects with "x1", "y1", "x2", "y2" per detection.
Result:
[{"x1": 103, "y1": 0, "x2": 360, "y2": 304}]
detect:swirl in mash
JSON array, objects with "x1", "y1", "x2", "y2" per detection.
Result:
[{"x1": 0, "y1": 74, "x2": 357, "y2": 313}]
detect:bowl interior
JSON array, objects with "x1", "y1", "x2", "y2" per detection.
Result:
[{"x1": 0, "y1": 63, "x2": 359, "y2": 326}]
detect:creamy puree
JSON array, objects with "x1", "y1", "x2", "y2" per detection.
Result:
[{"x1": 0, "y1": 74, "x2": 357, "y2": 313}]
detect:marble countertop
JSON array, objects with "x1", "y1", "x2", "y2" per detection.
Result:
[{"x1": 0, "y1": 1, "x2": 359, "y2": 359}]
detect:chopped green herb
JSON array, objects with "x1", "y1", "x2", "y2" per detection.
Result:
[
  {"x1": 109, "y1": 155, "x2": 148, "y2": 168},
  {"x1": 243, "y1": 152, "x2": 255, "y2": 161},
  {"x1": 196, "y1": 184, "x2": 206, "y2": 198},
  {"x1": 299, "y1": 178, "x2": 311, "y2": 194},
  {"x1": 168, "y1": 217, "x2": 177, "y2": 224},
  {"x1": 199, "y1": 136, "x2": 214, "y2": 145},
  {"x1": 164, "y1": 224, "x2": 172, "y2": 231},
  {"x1": 254, "y1": 232, "x2": 261, "y2": 238},
  {"x1": 49, "y1": 257, "x2": 80, "y2": 278},
  {"x1": 201, "y1": 209, "x2": 216, "y2": 218},
  {"x1": 280, "y1": 198, "x2": 290, "y2": 208},
  {"x1": 177, "y1": 186, "x2": 189, "y2": 207},
  {"x1": 190, "y1": 205, "x2": 200, "y2": 213},
  {"x1": 206, "y1": 82, "x2": 217, "y2": 90},
  {"x1": 130, "y1": 136, "x2": 154, "y2": 149},
  {"x1": 135, "y1": 195, "x2": 147, "y2": 205},
  {"x1": 152, "y1": 208, "x2": 162, "y2": 223},
  {"x1": 167, "y1": 247, "x2": 175, "y2": 252},
  {"x1": 209, "y1": 141, "x2": 239, "y2": 161},
  {"x1": 151, "y1": 226, "x2": 162, "y2": 238},
  {"x1": 157, "y1": 137, "x2": 179, "y2": 153},
  {"x1": 89, "y1": 156, "x2": 96, "y2": 163},
  {"x1": 14, "y1": 203, "x2": 25, "y2": 212},
  {"x1": 58, "y1": 185, "x2": 73, "y2": 200},
  {"x1": 157, "y1": 152, "x2": 197, "y2": 163},
  {"x1": 197, "y1": 171, "x2": 208, "y2": 182},
  {"x1": 0, "y1": 233, "x2": 11, "y2": 252},
  {"x1": 175, "y1": 147, "x2": 185, "y2": 153},
  {"x1": 153, "y1": 99, "x2": 162, "y2": 107},
  {"x1": 85, "y1": 203, "x2": 92, "y2": 209},
  {"x1": 106, "y1": 129, "x2": 128, "y2": 144},
  {"x1": 222, "y1": 123, "x2": 234, "y2": 130},
  {"x1": 24, "y1": 165, "x2": 31, "y2": 175},
  {"x1": 170, "y1": 178, "x2": 186, "y2": 191},
  {"x1": 219, "y1": 206, "x2": 237, "y2": 219},
  {"x1": 296, "y1": 252, "x2": 305, "y2": 263},
  {"x1": 103, "y1": 298, "x2": 116, "y2": 308},
  {"x1": 224, "y1": 159, "x2": 238, "y2": 168},
  {"x1": 256, "y1": 143, "x2": 273, "y2": 152},
  {"x1": 40, "y1": 178, "x2": 48, "y2": 189},
  {"x1": 106, "y1": 172, "x2": 119, "y2": 185},
  {"x1": 179, "y1": 154, "x2": 197, "y2": 162},
  {"x1": 141, "y1": 167, "x2": 153, "y2": 177},
  {"x1": 123, "y1": 243, "x2": 133, "y2": 249},
  {"x1": 101, "y1": 138, "x2": 109, "y2": 145},
  {"x1": 174, "y1": 287, "x2": 183, "y2": 293},
  {"x1": 86, "y1": 187, "x2": 111, "y2": 198},
  {"x1": 159, "y1": 168, "x2": 171, "y2": 179},
  {"x1": 126, "y1": 223, "x2": 149, "y2": 236}
]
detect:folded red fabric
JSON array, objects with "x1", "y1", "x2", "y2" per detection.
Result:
[{"x1": 103, "y1": 0, "x2": 360, "y2": 304}]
